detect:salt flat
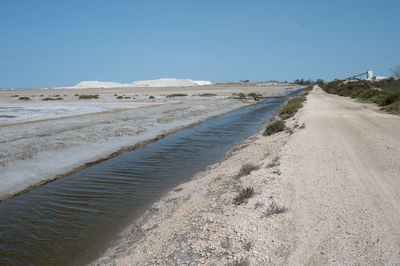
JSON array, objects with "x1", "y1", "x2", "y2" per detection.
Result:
[{"x1": 0, "y1": 83, "x2": 297, "y2": 201}]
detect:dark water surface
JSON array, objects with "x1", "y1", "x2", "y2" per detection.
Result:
[{"x1": 0, "y1": 89, "x2": 302, "y2": 265}]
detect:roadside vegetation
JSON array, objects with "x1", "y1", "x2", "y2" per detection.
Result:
[
  {"x1": 263, "y1": 120, "x2": 286, "y2": 136},
  {"x1": 320, "y1": 78, "x2": 400, "y2": 113},
  {"x1": 236, "y1": 163, "x2": 260, "y2": 178},
  {"x1": 279, "y1": 96, "x2": 307, "y2": 120},
  {"x1": 261, "y1": 200, "x2": 287, "y2": 217},
  {"x1": 233, "y1": 187, "x2": 254, "y2": 205}
]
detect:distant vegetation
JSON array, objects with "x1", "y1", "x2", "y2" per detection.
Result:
[
  {"x1": 166, "y1": 94, "x2": 188, "y2": 98},
  {"x1": 42, "y1": 97, "x2": 63, "y2": 101},
  {"x1": 79, "y1": 94, "x2": 99, "y2": 99},
  {"x1": 321, "y1": 78, "x2": 400, "y2": 113},
  {"x1": 293, "y1": 78, "x2": 324, "y2": 85},
  {"x1": 199, "y1": 93, "x2": 217, "y2": 97},
  {"x1": 238, "y1": 93, "x2": 246, "y2": 99},
  {"x1": 18, "y1": 96, "x2": 31, "y2": 101}
]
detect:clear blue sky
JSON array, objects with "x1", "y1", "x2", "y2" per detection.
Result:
[{"x1": 0, "y1": 0, "x2": 399, "y2": 88}]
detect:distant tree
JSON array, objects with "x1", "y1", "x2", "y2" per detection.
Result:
[
  {"x1": 316, "y1": 79, "x2": 324, "y2": 85},
  {"x1": 391, "y1": 65, "x2": 400, "y2": 77},
  {"x1": 294, "y1": 78, "x2": 315, "y2": 85}
]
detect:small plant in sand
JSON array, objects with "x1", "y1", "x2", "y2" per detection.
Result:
[
  {"x1": 18, "y1": 96, "x2": 31, "y2": 101},
  {"x1": 233, "y1": 187, "x2": 254, "y2": 205},
  {"x1": 262, "y1": 200, "x2": 287, "y2": 217},
  {"x1": 267, "y1": 156, "x2": 280, "y2": 168},
  {"x1": 79, "y1": 94, "x2": 99, "y2": 99},
  {"x1": 243, "y1": 240, "x2": 252, "y2": 251},
  {"x1": 220, "y1": 236, "x2": 231, "y2": 249},
  {"x1": 149, "y1": 95, "x2": 155, "y2": 99},
  {"x1": 116, "y1": 96, "x2": 123, "y2": 99},
  {"x1": 263, "y1": 120, "x2": 285, "y2": 136},
  {"x1": 228, "y1": 257, "x2": 250, "y2": 266},
  {"x1": 237, "y1": 163, "x2": 260, "y2": 178}
]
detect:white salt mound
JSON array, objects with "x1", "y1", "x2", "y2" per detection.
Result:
[
  {"x1": 130, "y1": 78, "x2": 211, "y2": 87},
  {"x1": 68, "y1": 78, "x2": 212, "y2": 89},
  {"x1": 74, "y1": 81, "x2": 130, "y2": 88}
]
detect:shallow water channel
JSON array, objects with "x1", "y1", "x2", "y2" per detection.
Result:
[{"x1": 0, "y1": 89, "x2": 302, "y2": 265}]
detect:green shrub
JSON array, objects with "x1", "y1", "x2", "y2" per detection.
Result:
[
  {"x1": 247, "y1": 92, "x2": 261, "y2": 98},
  {"x1": 376, "y1": 91, "x2": 400, "y2": 106},
  {"x1": 279, "y1": 96, "x2": 306, "y2": 120},
  {"x1": 149, "y1": 95, "x2": 155, "y2": 99},
  {"x1": 264, "y1": 120, "x2": 285, "y2": 136},
  {"x1": 18, "y1": 96, "x2": 31, "y2": 101},
  {"x1": 79, "y1": 94, "x2": 99, "y2": 99},
  {"x1": 238, "y1": 93, "x2": 246, "y2": 99},
  {"x1": 116, "y1": 96, "x2": 123, "y2": 99},
  {"x1": 386, "y1": 101, "x2": 400, "y2": 112}
]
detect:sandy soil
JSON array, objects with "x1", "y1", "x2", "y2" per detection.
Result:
[
  {"x1": 0, "y1": 84, "x2": 297, "y2": 202},
  {"x1": 92, "y1": 86, "x2": 400, "y2": 265}
]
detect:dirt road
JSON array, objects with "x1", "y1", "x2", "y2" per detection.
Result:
[{"x1": 283, "y1": 86, "x2": 400, "y2": 265}]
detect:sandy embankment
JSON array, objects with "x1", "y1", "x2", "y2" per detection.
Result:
[
  {"x1": 0, "y1": 84, "x2": 296, "y2": 202},
  {"x1": 93, "y1": 86, "x2": 400, "y2": 265}
]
